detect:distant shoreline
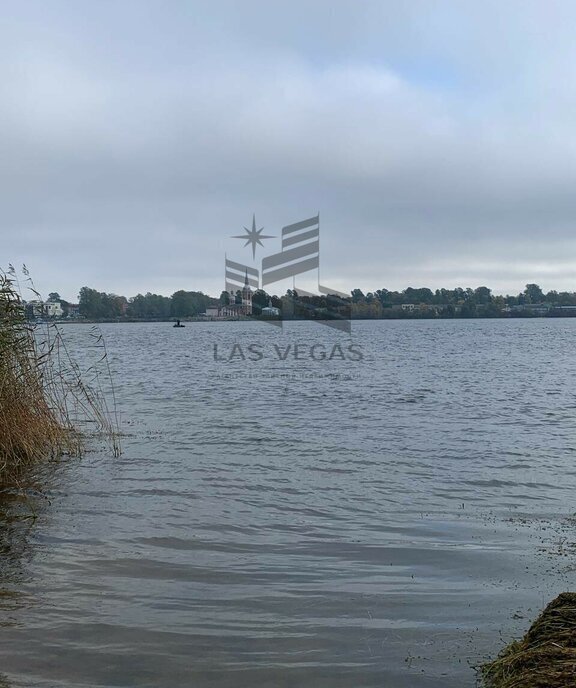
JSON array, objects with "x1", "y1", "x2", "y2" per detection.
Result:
[{"x1": 35, "y1": 312, "x2": 576, "y2": 325}]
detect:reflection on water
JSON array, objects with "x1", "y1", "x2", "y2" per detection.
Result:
[
  {"x1": 0, "y1": 487, "x2": 50, "y2": 688},
  {"x1": 0, "y1": 495, "x2": 39, "y2": 586},
  {"x1": 1, "y1": 319, "x2": 576, "y2": 687}
]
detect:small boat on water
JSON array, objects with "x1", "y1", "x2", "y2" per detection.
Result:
[{"x1": 173, "y1": 319, "x2": 185, "y2": 328}]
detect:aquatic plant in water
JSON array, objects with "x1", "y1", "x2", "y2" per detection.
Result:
[{"x1": 0, "y1": 266, "x2": 119, "y2": 488}]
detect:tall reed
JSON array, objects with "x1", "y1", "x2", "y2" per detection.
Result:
[{"x1": 0, "y1": 268, "x2": 119, "y2": 487}]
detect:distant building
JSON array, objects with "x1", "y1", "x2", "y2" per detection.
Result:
[
  {"x1": 549, "y1": 305, "x2": 576, "y2": 317},
  {"x1": 504, "y1": 303, "x2": 551, "y2": 316},
  {"x1": 202, "y1": 274, "x2": 254, "y2": 318},
  {"x1": 221, "y1": 272, "x2": 253, "y2": 317},
  {"x1": 261, "y1": 299, "x2": 280, "y2": 317},
  {"x1": 24, "y1": 299, "x2": 80, "y2": 320},
  {"x1": 44, "y1": 301, "x2": 63, "y2": 318},
  {"x1": 240, "y1": 271, "x2": 252, "y2": 315}
]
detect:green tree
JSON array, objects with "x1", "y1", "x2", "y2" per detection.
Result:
[
  {"x1": 127, "y1": 293, "x2": 171, "y2": 318},
  {"x1": 376, "y1": 288, "x2": 391, "y2": 306},
  {"x1": 251, "y1": 289, "x2": 269, "y2": 315},
  {"x1": 546, "y1": 290, "x2": 559, "y2": 304},
  {"x1": 459, "y1": 302, "x2": 477, "y2": 318},
  {"x1": 79, "y1": 287, "x2": 103, "y2": 318},
  {"x1": 524, "y1": 283, "x2": 544, "y2": 304},
  {"x1": 170, "y1": 290, "x2": 210, "y2": 317},
  {"x1": 474, "y1": 286, "x2": 492, "y2": 304}
]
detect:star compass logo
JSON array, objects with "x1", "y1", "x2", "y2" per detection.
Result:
[
  {"x1": 221, "y1": 212, "x2": 351, "y2": 332},
  {"x1": 231, "y1": 214, "x2": 275, "y2": 260}
]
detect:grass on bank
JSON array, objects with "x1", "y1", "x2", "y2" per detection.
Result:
[
  {"x1": 0, "y1": 268, "x2": 119, "y2": 487},
  {"x1": 481, "y1": 592, "x2": 576, "y2": 688}
]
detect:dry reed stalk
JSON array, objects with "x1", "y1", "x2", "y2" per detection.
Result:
[
  {"x1": 0, "y1": 268, "x2": 119, "y2": 488},
  {"x1": 481, "y1": 592, "x2": 576, "y2": 688}
]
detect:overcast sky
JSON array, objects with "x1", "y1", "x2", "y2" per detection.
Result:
[{"x1": 4, "y1": 1, "x2": 576, "y2": 301}]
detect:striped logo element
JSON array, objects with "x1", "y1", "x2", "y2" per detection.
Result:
[
  {"x1": 262, "y1": 215, "x2": 319, "y2": 287},
  {"x1": 225, "y1": 258, "x2": 259, "y2": 293}
]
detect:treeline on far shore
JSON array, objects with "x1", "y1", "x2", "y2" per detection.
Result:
[{"x1": 27, "y1": 283, "x2": 576, "y2": 321}]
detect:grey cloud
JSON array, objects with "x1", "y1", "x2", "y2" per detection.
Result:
[{"x1": 3, "y1": 1, "x2": 576, "y2": 300}]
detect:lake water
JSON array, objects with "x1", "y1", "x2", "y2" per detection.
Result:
[{"x1": 2, "y1": 319, "x2": 576, "y2": 687}]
